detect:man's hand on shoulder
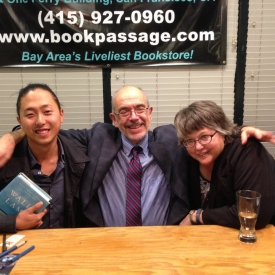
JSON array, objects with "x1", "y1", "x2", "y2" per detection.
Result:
[
  {"x1": 241, "y1": 126, "x2": 275, "y2": 145},
  {"x1": 0, "y1": 129, "x2": 25, "y2": 168},
  {"x1": 16, "y1": 202, "x2": 47, "y2": 230}
]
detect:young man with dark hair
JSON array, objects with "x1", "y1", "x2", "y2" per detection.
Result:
[{"x1": 0, "y1": 84, "x2": 89, "y2": 233}]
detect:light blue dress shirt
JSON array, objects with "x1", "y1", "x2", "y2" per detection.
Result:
[{"x1": 98, "y1": 133, "x2": 170, "y2": 226}]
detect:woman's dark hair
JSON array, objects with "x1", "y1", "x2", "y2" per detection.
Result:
[{"x1": 16, "y1": 83, "x2": 61, "y2": 117}]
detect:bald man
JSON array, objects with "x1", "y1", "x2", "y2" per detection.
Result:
[{"x1": 59, "y1": 86, "x2": 189, "y2": 226}]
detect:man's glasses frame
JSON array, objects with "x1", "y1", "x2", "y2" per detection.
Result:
[{"x1": 114, "y1": 107, "x2": 150, "y2": 119}]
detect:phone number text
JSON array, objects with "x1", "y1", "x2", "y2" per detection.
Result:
[{"x1": 38, "y1": 10, "x2": 175, "y2": 28}]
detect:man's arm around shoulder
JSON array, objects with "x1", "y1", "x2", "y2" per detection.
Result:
[
  {"x1": 59, "y1": 122, "x2": 104, "y2": 146},
  {"x1": 0, "y1": 129, "x2": 25, "y2": 168}
]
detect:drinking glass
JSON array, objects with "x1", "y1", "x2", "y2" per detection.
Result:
[{"x1": 236, "y1": 190, "x2": 261, "y2": 243}]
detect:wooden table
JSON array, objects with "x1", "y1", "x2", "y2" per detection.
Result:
[{"x1": 5, "y1": 225, "x2": 275, "y2": 274}]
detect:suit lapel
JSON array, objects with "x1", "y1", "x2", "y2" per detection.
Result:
[
  {"x1": 6, "y1": 137, "x2": 32, "y2": 179},
  {"x1": 148, "y1": 132, "x2": 172, "y2": 183},
  {"x1": 90, "y1": 132, "x2": 122, "y2": 196}
]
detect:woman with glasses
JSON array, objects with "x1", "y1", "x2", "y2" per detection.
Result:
[{"x1": 174, "y1": 100, "x2": 275, "y2": 229}]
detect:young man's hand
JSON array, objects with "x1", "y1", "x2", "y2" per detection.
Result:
[{"x1": 16, "y1": 202, "x2": 47, "y2": 230}]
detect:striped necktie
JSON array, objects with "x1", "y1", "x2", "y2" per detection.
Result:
[{"x1": 126, "y1": 146, "x2": 142, "y2": 226}]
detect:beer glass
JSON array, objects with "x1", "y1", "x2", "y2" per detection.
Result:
[{"x1": 236, "y1": 190, "x2": 261, "y2": 243}]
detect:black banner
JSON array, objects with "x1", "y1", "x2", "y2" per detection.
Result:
[{"x1": 0, "y1": 0, "x2": 227, "y2": 67}]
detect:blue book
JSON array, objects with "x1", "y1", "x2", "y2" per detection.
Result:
[{"x1": 0, "y1": 172, "x2": 51, "y2": 216}]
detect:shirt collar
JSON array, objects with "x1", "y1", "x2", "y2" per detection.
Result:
[
  {"x1": 28, "y1": 137, "x2": 65, "y2": 169},
  {"x1": 121, "y1": 133, "x2": 148, "y2": 156}
]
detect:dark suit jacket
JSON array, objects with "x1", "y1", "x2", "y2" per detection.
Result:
[
  {"x1": 188, "y1": 137, "x2": 275, "y2": 229},
  {"x1": 0, "y1": 135, "x2": 90, "y2": 233},
  {"x1": 60, "y1": 123, "x2": 189, "y2": 226}
]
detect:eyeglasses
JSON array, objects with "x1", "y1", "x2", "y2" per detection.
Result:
[
  {"x1": 114, "y1": 107, "x2": 149, "y2": 118},
  {"x1": 182, "y1": 131, "x2": 218, "y2": 148}
]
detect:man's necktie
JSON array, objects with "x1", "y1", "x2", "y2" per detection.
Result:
[{"x1": 126, "y1": 146, "x2": 142, "y2": 226}]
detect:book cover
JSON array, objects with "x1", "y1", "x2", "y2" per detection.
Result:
[{"x1": 0, "y1": 172, "x2": 52, "y2": 216}]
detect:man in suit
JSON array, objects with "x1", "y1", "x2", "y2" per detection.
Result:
[{"x1": 58, "y1": 86, "x2": 189, "y2": 226}]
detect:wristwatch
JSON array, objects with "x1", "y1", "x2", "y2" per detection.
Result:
[{"x1": 189, "y1": 210, "x2": 196, "y2": 225}]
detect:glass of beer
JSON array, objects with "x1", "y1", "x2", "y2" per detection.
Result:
[{"x1": 236, "y1": 190, "x2": 261, "y2": 243}]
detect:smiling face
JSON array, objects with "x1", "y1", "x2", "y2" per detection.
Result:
[
  {"x1": 109, "y1": 86, "x2": 153, "y2": 144},
  {"x1": 17, "y1": 88, "x2": 64, "y2": 150},
  {"x1": 185, "y1": 127, "x2": 225, "y2": 170}
]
